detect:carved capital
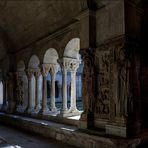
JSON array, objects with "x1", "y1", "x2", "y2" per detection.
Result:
[
  {"x1": 26, "y1": 69, "x2": 34, "y2": 80},
  {"x1": 42, "y1": 64, "x2": 50, "y2": 77},
  {"x1": 50, "y1": 64, "x2": 58, "y2": 78},
  {"x1": 34, "y1": 69, "x2": 41, "y2": 79},
  {"x1": 59, "y1": 57, "x2": 81, "y2": 72},
  {"x1": 69, "y1": 61, "x2": 80, "y2": 72}
]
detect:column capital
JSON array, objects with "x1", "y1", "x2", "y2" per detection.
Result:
[
  {"x1": 42, "y1": 64, "x2": 50, "y2": 77},
  {"x1": 50, "y1": 64, "x2": 58, "y2": 78},
  {"x1": 69, "y1": 61, "x2": 80, "y2": 72},
  {"x1": 59, "y1": 57, "x2": 81, "y2": 72},
  {"x1": 34, "y1": 69, "x2": 41, "y2": 78},
  {"x1": 26, "y1": 69, "x2": 34, "y2": 80}
]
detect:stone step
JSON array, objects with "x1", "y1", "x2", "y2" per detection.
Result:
[{"x1": 0, "y1": 112, "x2": 141, "y2": 148}]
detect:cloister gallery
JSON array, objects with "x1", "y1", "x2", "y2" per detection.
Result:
[{"x1": 1, "y1": 0, "x2": 148, "y2": 148}]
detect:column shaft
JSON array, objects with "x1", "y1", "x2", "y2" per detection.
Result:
[
  {"x1": 40, "y1": 75, "x2": 49, "y2": 114},
  {"x1": 34, "y1": 75, "x2": 41, "y2": 112},
  {"x1": 70, "y1": 71, "x2": 77, "y2": 111},
  {"x1": 26, "y1": 72, "x2": 33, "y2": 113},
  {"x1": 50, "y1": 73, "x2": 57, "y2": 112},
  {"x1": 61, "y1": 69, "x2": 68, "y2": 113}
]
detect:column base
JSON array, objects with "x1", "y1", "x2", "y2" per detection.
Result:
[
  {"x1": 68, "y1": 108, "x2": 81, "y2": 116},
  {"x1": 106, "y1": 124, "x2": 127, "y2": 138},
  {"x1": 58, "y1": 109, "x2": 69, "y2": 117},
  {"x1": 78, "y1": 113, "x2": 88, "y2": 129},
  {"x1": 32, "y1": 106, "x2": 41, "y2": 114},
  {"x1": 50, "y1": 107, "x2": 57, "y2": 113},
  {"x1": 16, "y1": 105, "x2": 25, "y2": 113},
  {"x1": 25, "y1": 107, "x2": 34, "y2": 114},
  {"x1": 78, "y1": 111, "x2": 94, "y2": 129},
  {"x1": 38, "y1": 108, "x2": 49, "y2": 115},
  {"x1": 105, "y1": 116, "x2": 127, "y2": 137}
]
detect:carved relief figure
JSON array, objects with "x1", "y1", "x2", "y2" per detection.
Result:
[
  {"x1": 80, "y1": 49, "x2": 95, "y2": 114},
  {"x1": 95, "y1": 51, "x2": 110, "y2": 118}
]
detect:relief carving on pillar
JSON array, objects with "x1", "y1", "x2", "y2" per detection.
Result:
[
  {"x1": 7, "y1": 73, "x2": 16, "y2": 113},
  {"x1": 114, "y1": 44, "x2": 131, "y2": 118},
  {"x1": 80, "y1": 48, "x2": 95, "y2": 114},
  {"x1": 95, "y1": 50, "x2": 110, "y2": 118},
  {"x1": 94, "y1": 42, "x2": 132, "y2": 120},
  {"x1": 16, "y1": 73, "x2": 23, "y2": 106}
]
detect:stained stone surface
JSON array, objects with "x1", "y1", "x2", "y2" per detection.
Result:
[
  {"x1": 0, "y1": 113, "x2": 144, "y2": 148},
  {"x1": 0, "y1": 124, "x2": 77, "y2": 148}
]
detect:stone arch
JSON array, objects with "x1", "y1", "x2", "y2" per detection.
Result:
[
  {"x1": 43, "y1": 48, "x2": 59, "y2": 64},
  {"x1": 28, "y1": 55, "x2": 40, "y2": 69},
  {"x1": 64, "y1": 38, "x2": 80, "y2": 59}
]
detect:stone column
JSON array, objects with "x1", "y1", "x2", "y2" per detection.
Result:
[
  {"x1": 39, "y1": 65, "x2": 49, "y2": 115},
  {"x1": 26, "y1": 70, "x2": 34, "y2": 113},
  {"x1": 50, "y1": 65, "x2": 57, "y2": 112},
  {"x1": 34, "y1": 70, "x2": 41, "y2": 113},
  {"x1": 69, "y1": 70, "x2": 78, "y2": 112},
  {"x1": 69, "y1": 61, "x2": 80, "y2": 115},
  {"x1": 60, "y1": 67, "x2": 68, "y2": 114}
]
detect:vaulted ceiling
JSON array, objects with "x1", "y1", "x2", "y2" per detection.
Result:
[
  {"x1": 0, "y1": 0, "x2": 85, "y2": 59},
  {"x1": 0, "y1": 0, "x2": 144, "y2": 61}
]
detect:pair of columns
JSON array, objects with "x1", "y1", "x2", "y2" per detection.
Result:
[
  {"x1": 26, "y1": 58, "x2": 80, "y2": 117},
  {"x1": 26, "y1": 69, "x2": 41, "y2": 113},
  {"x1": 40, "y1": 64, "x2": 57, "y2": 114},
  {"x1": 26, "y1": 64, "x2": 57, "y2": 115},
  {"x1": 60, "y1": 58, "x2": 81, "y2": 117}
]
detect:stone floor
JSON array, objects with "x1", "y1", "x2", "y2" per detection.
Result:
[{"x1": 0, "y1": 124, "x2": 77, "y2": 148}]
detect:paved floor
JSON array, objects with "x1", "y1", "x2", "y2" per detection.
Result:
[{"x1": 0, "y1": 124, "x2": 77, "y2": 148}]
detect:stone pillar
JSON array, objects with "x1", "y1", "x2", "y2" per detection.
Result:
[
  {"x1": 39, "y1": 65, "x2": 49, "y2": 115},
  {"x1": 60, "y1": 67, "x2": 68, "y2": 115},
  {"x1": 69, "y1": 70, "x2": 77, "y2": 111},
  {"x1": 69, "y1": 61, "x2": 80, "y2": 115},
  {"x1": 26, "y1": 70, "x2": 34, "y2": 113},
  {"x1": 34, "y1": 70, "x2": 41, "y2": 113},
  {"x1": 50, "y1": 65, "x2": 57, "y2": 112}
]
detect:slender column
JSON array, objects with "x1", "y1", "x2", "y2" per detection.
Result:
[
  {"x1": 34, "y1": 70, "x2": 41, "y2": 112},
  {"x1": 50, "y1": 65, "x2": 57, "y2": 112},
  {"x1": 39, "y1": 65, "x2": 49, "y2": 114},
  {"x1": 69, "y1": 61, "x2": 80, "y2": 114},
  {"x1": 61, "y1": 67, "x2": 68, "y2": 113},
  {"x1": 26, "y1": 70, "x2": 33, "y2": 113},
  {"x1": 69, "y1": 70, "x2": 78, "y2": 112}
]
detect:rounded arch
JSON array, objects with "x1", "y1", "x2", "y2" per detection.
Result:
[
  {"x1": 17, "y1": 60, "x2": 25, "y2": 72},
  {"x1": 43, "y1": 48, "x2": 59, "y2": 64},
  {"x1": 28, "y1": 55, "x2": 40, "y2": 69},
  {"x1": 64, "y1": 38, "x2": 80, "y2": 59}
]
